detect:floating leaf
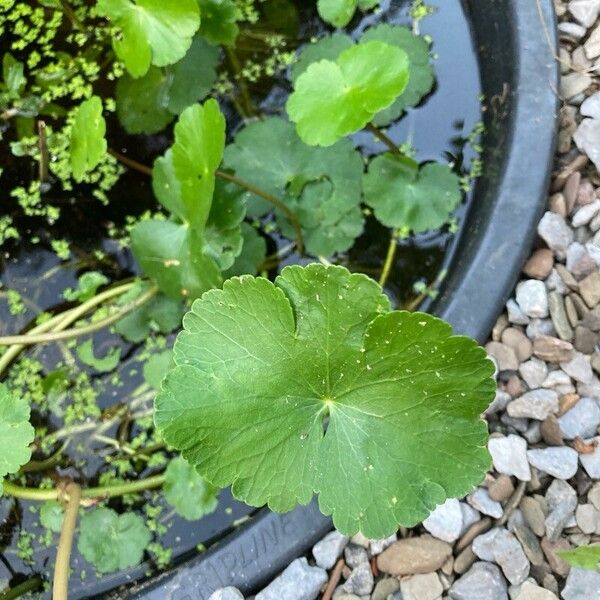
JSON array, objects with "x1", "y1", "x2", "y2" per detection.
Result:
[
  {"x1": 0, "y1": 384, "x2": 34, "y2": 495},
  {"x1": 290, "y1": 33, "x2": 353, "y2": 83},
  {"x1": 143, "y1": 349, "x2": 174, "y2": 390},
  {"x1": 63, "y1": 272, "x2": 109, "y2": 302},
  {"x1": 558, "y1": 545, "x2": 600, "y2": 571},
  {"x1": 163, "y1": 456, "x2": 219, "y2": 520},
  {"x1": 155, "y1": 264, "x2": 495, "y2": 537},
  {"x1": 96, "y1": 0, "x2": 200, "y2": 78},
  {"x1": 363, "y1": 155, "x2": 461, "y2": 232},
  {"x1": 115, "y1": 37, "x2": 219, "y2": 134},
  {"x1": 224, "y1": 223, "x2": 267, "y2": 277},
  {"x1": 77, "y1": 340, "x2": 121, "y2": 373},
  {"x1": 198, "y1": 0, "x2": 239, "y2": 46},
  {"x1": 2, "y1": 53, "x2": 26, "y2": 95},
  {"x1": 223, "y1": 118, "x2": 363, "y2": 255},
  {"x1": 78, "y1": 507, "x2": 151, "y2": 573},
  {"x1": 70, "y1": 96, "x2": 107, "y2": 182},
  {"x1": 40, "y1": 501, "x2": 65, "y2": 533},
  {"x1": 114, "y1": 285, "x2": 183, "y2": 343},
  {"x1": 287, "y1": 41, "x2": 409, "y2": 146},
  {"x1": 317, "y1": 0, "x2": 356, "y2": 27},
  {"x1": 362, "y1": 24, "x2": 434, "y2": 125}
]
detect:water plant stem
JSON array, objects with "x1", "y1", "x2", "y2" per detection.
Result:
[
  {"x1": 0, "y1": 577, "x2": 43, "y2": 600},
  {"x1": 379, "y1": 230, "x2": 399, "y2": 287},
  {"x1": 53, "y1": 482, "x2": 81, "y2": 600},
  {"x1": 108, "y1": 148, "x2": 152, "y2": 176},
  {"x1": 0, "y1": 285, "x2": 158, "y2": 347},
  {"x1": 224, "y1": 47, "x2": 256, "y2": 118},
  {"x1": 365, "y1": 123, "x2": 401, "y2": 155},
  {"x1": 2, "y1": 474, "x2": 165, "y2": 503}
]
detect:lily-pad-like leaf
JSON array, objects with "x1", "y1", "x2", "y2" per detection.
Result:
[
  {"x1": 70, "y1": 96, "x2": 107, "y2": 182},
  {"x1": 63, "y1": 271, "x2": 109, "y2": 302},
  {"x1": 76, "y1": 340, "x2": 121, "y2": 373},
  {"x1": 96, "y1": 0, "x2": 200, "y2": 78},
  {"x1": 363, "y1": 155, "x2": 462, "y2": 233},
  {"x1": 290, "y1": 33, "x2": 353, "y2": 83},
  {"x1": 164, "y1": 456, "x2": 219, "y2": 520},
  {"x1": 78, "y1": 507, "x2": 151, "y2": 573},
  {"x1": 0, "y1": 383, "x2": 34, "y2": 495},
  {"x1": 287, "y1": 40, "x2": 409, "y2": 147},
  {"x1": 317, "y1": 0, "x2": 380, "y2": 28},
  {"x1": 155, "y1": 264, "x2": 495, "y2": 537},
  {"x1": 115, "y1": 36, "x2": 219, "y2": 134},
  {"x1": 198, "y1": 0, "x2": 240, "y2": 46},
  {"x1": 223, "y1": 117, "x2": 363, "y2": 255},
  {"x1": 40, "y1": 500, "x2": 65, "y2": 533},
  {"x1": 362, "y1": 24, "x2": 435, "y2": 125},
  {"x1": 143, "y1": 350, "x2": 174, "y2": 390},
  {"x1": 223, "y1": 223, "x2": 267, "y2": 277},
  {"x1": 558, "y1": 545, "x2": 600, "y2": 571}
]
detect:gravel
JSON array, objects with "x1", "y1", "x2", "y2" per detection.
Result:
[
  {"x1": 506, "y1": 389, "x2": 559, "y2": 420},
  {"x1": 561, "y1": 568, "x2": 600, "y2": 599},
  {"x1": 557, "y1": 396, "x2": 600, "y2": 438},
  {"x1": 516, "y1": 280, "x2": 550, "y2": 318},
  {"x1": 208, "y1": 588, "x2": 245, "y2": 600},
  {"x1": 526, "y1": 447, "x2": 579, "y2": 479},
  {"x1": 312, "y1": 531, "x2": 348, "y2": 570},
  {"x1": 255, "y1": 558, "x2": 327, "y2": 600},
  {"x1": 448, "y1": 562, "x2": 508, "y2": 600},
  {"x1": 422, "y1": 498, "x2": 464, "y2": 543},
  {"x1": 488, "y1": 435, "x2": 532, "y2": 481}
]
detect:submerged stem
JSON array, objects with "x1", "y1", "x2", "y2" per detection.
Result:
[
  {"x1": 108, "y1": 148, "x2": 152, "y2": 176},
  {"x1": 53, "y1": 483, "x2": 81, "y2": 600},
  {"x1": 379, "y1": 230, "x2": 399, "y2": 288},
  {"x1": 365, "y1": 123, "x2": 401, "y2": 155},
  {"x1": 224, "y1": 47, "x2": 256, "y2": 118}
]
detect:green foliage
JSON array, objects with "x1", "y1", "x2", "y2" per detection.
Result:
[
  {"x1": 70, "y1": 96, "x2": 107, "y2": 182},
  {"x1": 132, "y1": 100, "x2": 244, "y2": 299},
  {"x1": 363, "y1": 156, "x2": 462, "y2": 232},
  {"x1": 0, "y1": 383, "x2": 34, "y2": 495},
  {"x1": 558, "y1": 545, "x2": 600, "y2": 571},
  {"x1": 317, "y1": 0, "x2": 380, "y2": 28},
  {"x1": 77, "y1": 340, "x2": 122, "y2": 373},
  {"x1": 163, "y1": 456, "x2": 219, "y2": 520},
  {"x1": 78, "y1": 507, "x2": 151, "y2": 573},
  {"x1": 362, "y1": 24, "x2": 434, "y2": 125},
  {"x1": 63, "y1": 272, "x2": 109, "y2": 302},
  {"x1": 223, "y1": 117, "x2": 363, "y2": 255},
  {"x1": 290, "y1": 33, "x2": 353, "y2": 83},
  {"x1": 114, "y1": 285, "x2": 183, "y2": 343},
  {"x1": 155, "y1": 264, "x2": 495, "y2": 537},
  {"x1": 40, "y1": 500, "x2": 65, "y2": 533},
  {"x1": 2, "y1": 53, "x2": 26, "y2": 97},
  {"x1": 198, "y1": 0, "x2": 240, "y2": 46},
  {"x1": 115, "y1": 36, "x2": 219, "y2": 134},
  {"x1": 287, "y1": 40, "x2": 409, "y2": 146},
  {"x1": 96, "y1": 0, "x2": 201, "y2": 77},
  {"x1": 143, "y1": 349, "x2": 173, "y2": 390},
  {"x1": 224, "y1": 223, "x2": 266, "y2": 277}
]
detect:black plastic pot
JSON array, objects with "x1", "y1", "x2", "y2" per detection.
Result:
[{"x1": 119, "y1": 2, "x2": 559, "y2": 599}]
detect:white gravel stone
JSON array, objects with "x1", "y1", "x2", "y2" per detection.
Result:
[
  {"x1": 561, "y1": 352, "x2": 594, "y2": 384},
  {"x1": 580, "y1": 436, "x2": 600, "y2": 478},
  {"x1": 343, "y1": 561, "x2": 373, "y2": 596},
  {"x1": 569, "y1": 0, "x2": 600, "y2": 26},
  {"x1": 460, "y1": 503, "x2": 481, "y2": 534},
  {"x1": 208, "y1": 588, "x2": 244, "y2": 600},
  {"x1": 575, "y1": 504, "x2": 600, "y2": 534},
  {"x1": 546, "y1": 479, "x2": 578, "y2": 513},
  {"x1": 369, "y1": 534, "x2": 396, "y2": 556},
  {"x1": 488, "y1": 435, "x2": 532, "y2": 481},
  {"x1": 574, "y1": 119, "x2": 600, "y2": 173},
  {"x1": 519, "y1": 359, "x2": 548, "y2": 389},
  {"x1": 582, "y1": 91, "x2": 600, "y2": 119},
  {"x1": 400, "y1": 572, "x2": 443, "y2": 600},
  {"x1": 542, "y1": 369, "x2": 573, "y2": 390},
  {"x1": 486, "y1": 390, "x2": 512, "y2": 416},
  {"x1": 515, "y1": 581, "x2": 559, "y2": 600},
  {"x1": 449, "y1": 562, "x2": 508, "y2": 600},
  {"x1": 527, "y1": 447, "x2": 579, "y2": 479},
  {"x1": 573, "y1": 199, "x2": 600, "y2": 226},
  {"x1": 422, "y1": 498, "x2": 463, "y2": 543},
  {"x1": 537, "y1": 212, "x2": 574, "y2": 255},
  {"x1": 562, "y1": 567, "x2": 600, "y2": 600},
  {"x1": 255, "y1": 558, "x2": 327, "y2": 600},
  {"x1": 491, "y1": 529, "x2": 530, "y2": 585},
  {"x1": 516, "y1": 280, "x2": 549, "y2": 318},
  {"x1": 507, "y1": 299, "x2": 530, "y2": 325},
  {"x1": 507, "y1": 389, "x2": 559, "y2": 420},
  {"x1": 472, "y1": 528, "x2": 499, "y2": 561},
  {"x1": 312, "y1": 531, "x2": 348, "y2": 569},
  {"x1": 586, "y1": 22, "x2": 600, "y2": 57},
  {"x1": 468, "y1": 488, "x2": 504, "y2": 519},
  {"x1": 558, "y1": 397, "x2": 600, "y2": 439}
]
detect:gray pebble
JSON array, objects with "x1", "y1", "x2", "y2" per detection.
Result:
[
  {"x1": 562, "y1": 567, "x2": 600, "y2": 600},
  {"x1": 468, "y1": 488, "x2": 504, "y2": 519},
  {"x1": 344, "y1": 544, "x2": 368, "y2": 568},
  {"x1": 208, "y1": 588, "x2": 245, "y2": 600},
  {"x1": 537, "y1": 212, "x2": 574, "y2": 256},
  {"x1": 255, "y1": 558, "x2": 327, "y2": 600},
  {"x1": 561, "y1": 352, "x2": 594, "y2": 383},
  {"x1": 526, "y1": 447, "x2": 579, "y2": 479},
  {"x1": 343, "y1": 562, "x2": 373, "y2": 596},
  {"x1": 558, "y1": 397, "x2": 600, "y2": 438},
  {"x1": 422, "y1": 498, "x2": 463, "y2": 543},
  {"x1": 519, "y1": 359, "x2": 548, "y2": 389},
  {"x1": 312, "y1": 531, "x2": 348, "y2": 570},
  {"x1": 507, "y1": 299, "x2": 530, "y2": 325},
  {"x1": 400, "y1": 572, "x2": 443, "y2": 600},
  {"x1": 449, "y1": 562, "x2": 508, "y2": 600},
  {"x1": 580, "y1": 435, "x2": 600, "y2": 478},
  {"x1": 516, "y1": 280, "x2": 549, "y2": 318},
  {"x1": 488, "y1": 435, "x2": 531, "y2": 481},
  {"x1": 574, "y1": 119, "x2": 600, "y2": 173},
  {"x1": 507, "y1": 389, "x2": 559, "y2": 420}
]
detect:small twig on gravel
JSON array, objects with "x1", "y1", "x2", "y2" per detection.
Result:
[
  {"x1": 495, "y1": 481, "x2": 526, "y2": 527},
  {"x1": 321, "y1": 558, "x2": 345, "y2": 600}
]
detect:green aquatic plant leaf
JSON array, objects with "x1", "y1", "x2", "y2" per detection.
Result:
[
  {"x1": 290, "y1": 33, "x2": 353, "y2": 82},
  {"x1": 558, "y1": 545, "x2": 600, "y2": 571},
  {"x1": 0, "y1": 384, "x2": 34, "y2": 495},
  {"x1": 317, "y1": 0, "x2": 380, "y2": 28},
  {"x1": 143, "y1": 350, "x2": 174, "y2": 390},
  {"x1": 96, "y1": 0, "x2": 200, "y2": 77},
  {"x1": 164, "y1": 456, "x2": 219, "y2": 520},
  {"x1": 78, "y1": 507, "x2": 151, "y2": 573},
  {"x1": 2, "y1": 53, "x2": 26, "y2": 95},
  {"x1": 363, "y1": 155, "x2": 462, "y2": 232},
  {"x1": 287, "y1": 40, "x2": 409, "y2": 146},
  {"x1": 40, "y1": 501, "x2": 65, "y2": 533},
  {"x1": 115, "y1": 36, "x2": 219, "y2": 134},
  {"x1": 70, "y1": 96, "x2": 107, "y2": 182},
  {"x1": 155, "y1": 264, "x2": 495, "y2": 538},
  {"x1": 224, "y1": 223, "x2": 267, "y2": 277},
  {"x1": 114, "y1": 283, "x2": 183, "y2": 343},
  {"x1": 362, "y1": 24, "x2": 435, "y2": 125},
  {"x1": 198, "y1": 0, "x2": 240, "y2": 45},
  {"x1": 77, "y1": 340, "x2": 121, "y2": 373},
  {"x1": 63, "y1": 272, "x2": 109, "y2": 302},
  {"x1": 223, "y1": 117, "x2": 363, "y2": 255}
]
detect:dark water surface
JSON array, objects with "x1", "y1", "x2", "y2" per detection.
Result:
[{"x1": 0, "y1": 0, "x2": 481, "y2": 597}]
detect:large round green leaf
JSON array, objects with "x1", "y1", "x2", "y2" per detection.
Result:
[
  {"x1": 317, "y1": 0, "x2": 357, "y2": 27},
  {"x1": 97, "y1": 0, "x2": 200, "y2": 78},
  {"x1": 290, "y1": 33, "x2": 353, "y2": 83},
  {"x1": 363, "y1": 154, "x2": 462, "y2": 232},
  {"x1": 155, "y1": 264, "x2": 495, "y2": 537},
  {"x1": 286, "y1": 41, "x2": 409, "y2": 147},
  {"x1": 0, "y1": 383, "x2": 34, "y2": 495},
  {"x1": 198, "y1": 0, "x2": 239, "y2": 46}
]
